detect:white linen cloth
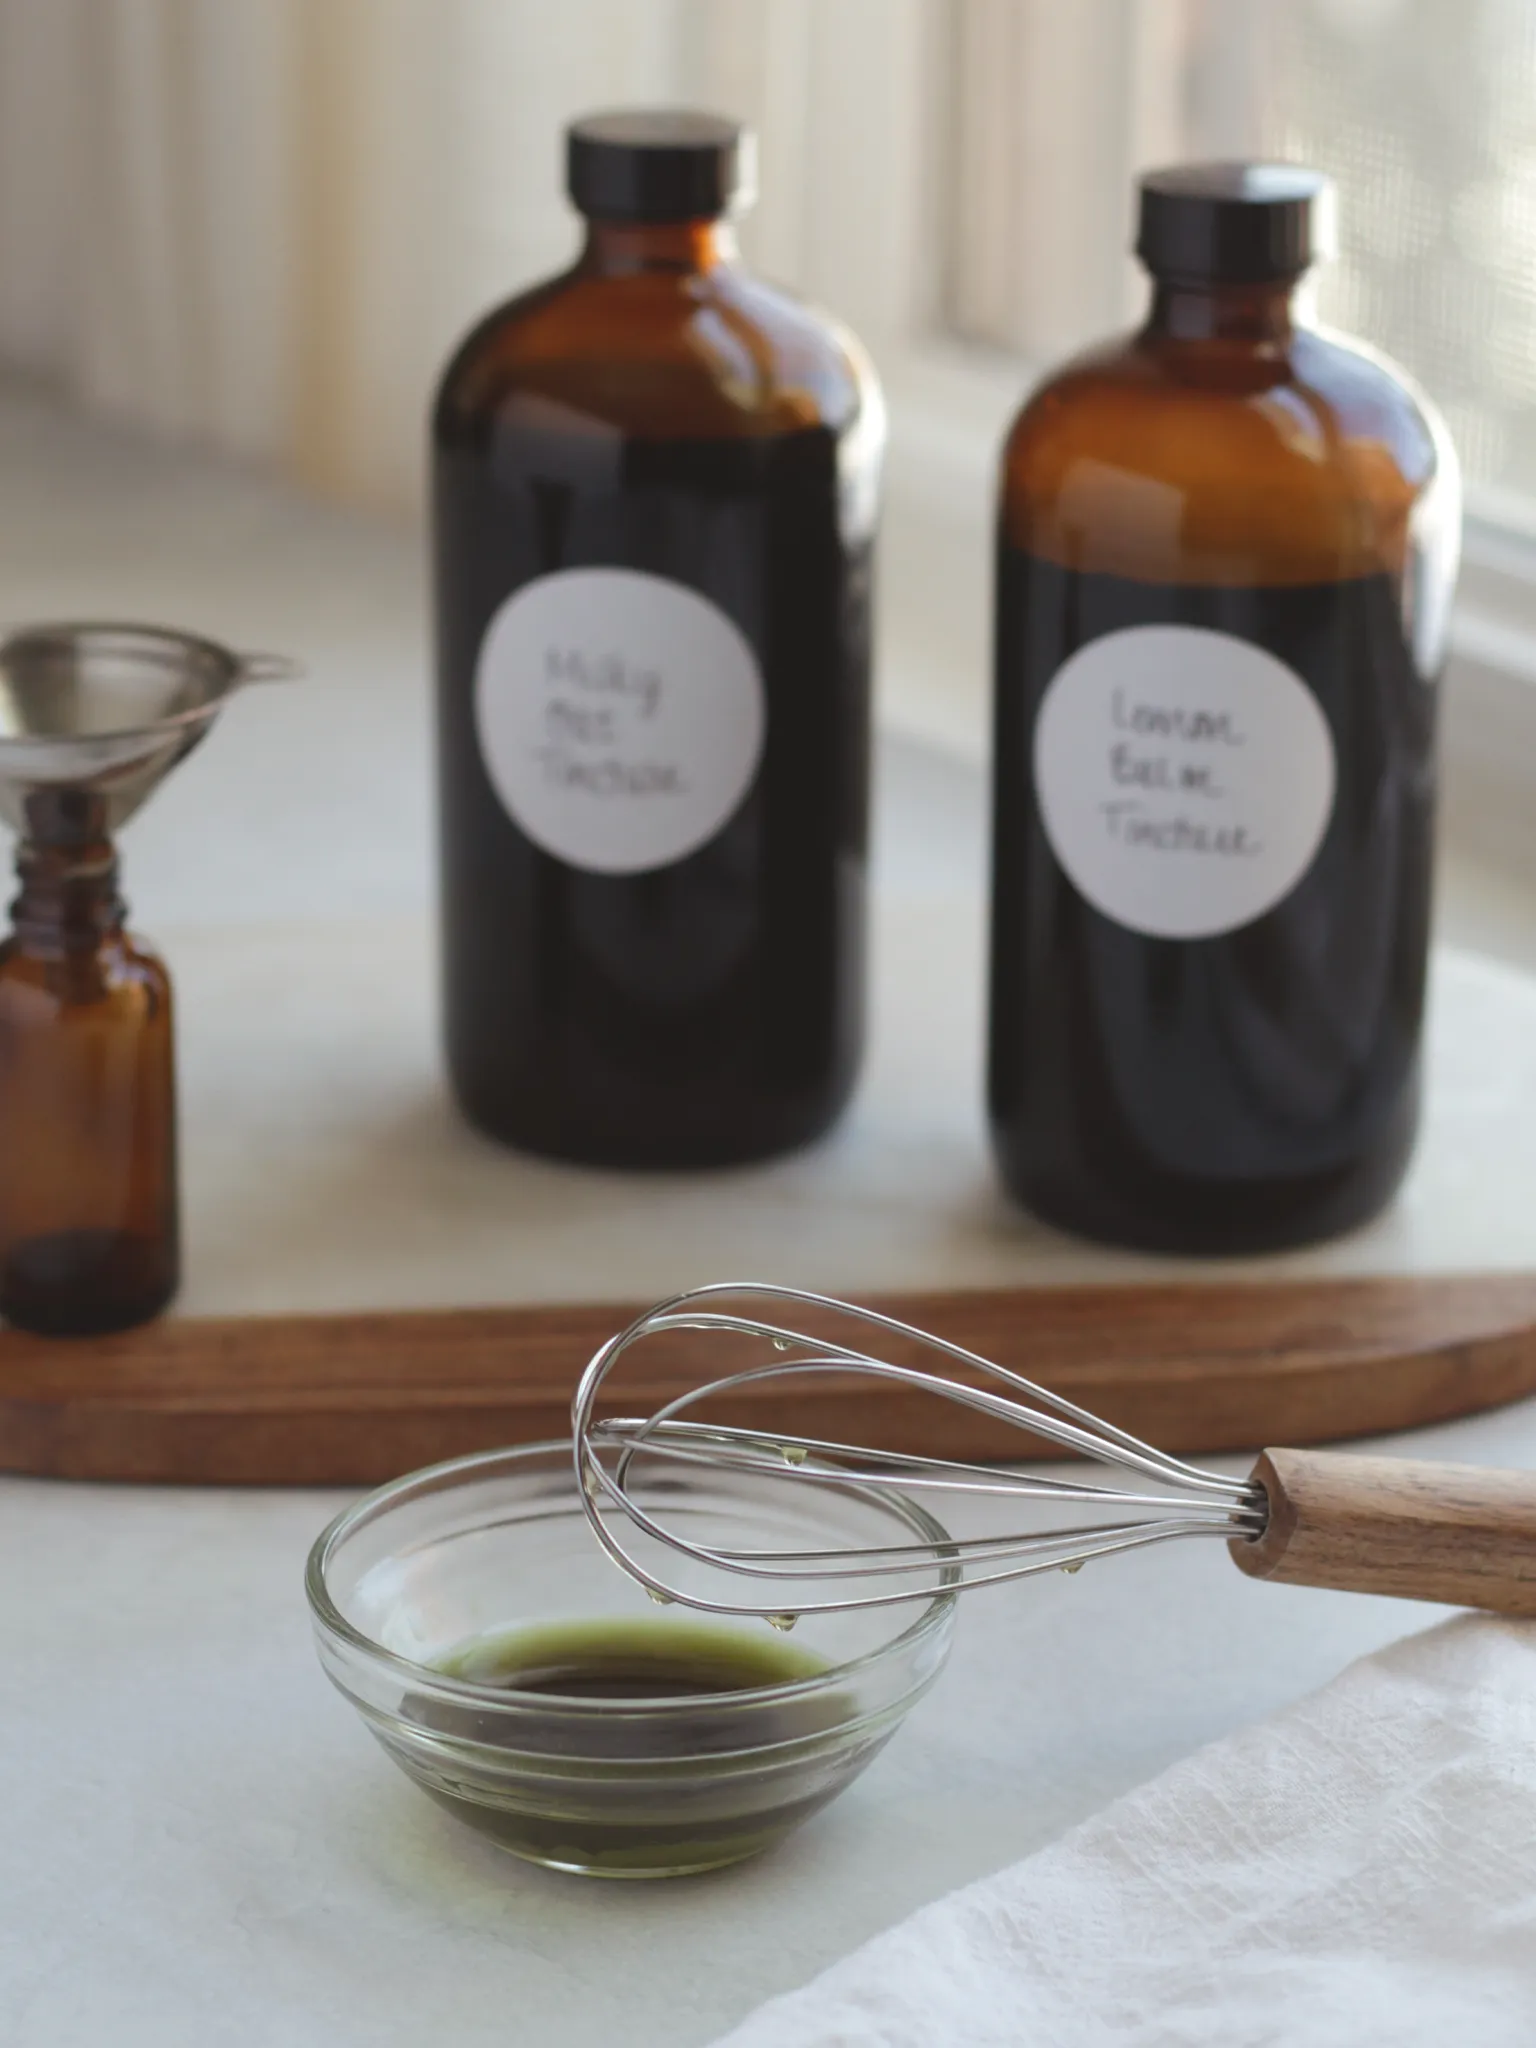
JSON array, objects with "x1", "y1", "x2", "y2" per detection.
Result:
[{"x1": 713, "y1": 1616, "x2": 1536, "y2": 2047}]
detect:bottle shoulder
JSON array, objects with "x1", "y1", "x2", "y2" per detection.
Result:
[
  {"x1": 435, "y1": 261, "x2": 880, "y2": 444},
  {"x1": 999, "y1": 324, "x2": 1458, "y2": 584}
]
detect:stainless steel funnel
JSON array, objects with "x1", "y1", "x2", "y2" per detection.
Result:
[{"x1": 0, "y1": 623, "x2": 296, "y2": 839}]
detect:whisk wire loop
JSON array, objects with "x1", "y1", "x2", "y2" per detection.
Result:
[
  {"x1": 588, "y1": 1414, "x2": 1254, "y2": 1513},
  {"x1": 572, "y1": 1283, "x2": 1268, "y2": 1617},
  {"x1": 608, "y1": 1349, "x2": 1257, "y2": 1501},
  {"x1": 620, "y1": 1298, "x2": 1246, "y2": 1497}
]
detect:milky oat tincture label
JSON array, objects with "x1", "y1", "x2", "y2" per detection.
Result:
[{"x1": 475, "y1": 567, "x2": 766, "y2": 876}]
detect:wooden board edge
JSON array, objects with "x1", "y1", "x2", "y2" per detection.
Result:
[{"x1": 1, "y1": 1275, "x2": 1533, "y2": 1486}]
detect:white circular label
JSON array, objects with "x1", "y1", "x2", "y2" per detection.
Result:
[
  {"x1": 474, "y1": 567, "x2": 766, "y2": 875},
  {"x1": 1032, "y1": 624, "x2": 1337, "y2": 940}
]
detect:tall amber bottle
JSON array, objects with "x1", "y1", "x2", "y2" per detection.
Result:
[
  {"x1": 0, "y1": 824, "x2": 177, "y2": 1334},
  {"x1": 433, "y1": 111, "x2": 883, "y2": 1167},
  {"x1": 989, "y1": 165, "x2": 1461, "y2": 1253}
]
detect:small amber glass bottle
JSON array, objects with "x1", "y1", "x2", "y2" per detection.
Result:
[
  {"x1": 433, "y1": 110, "x2": 883, "y2": 1168},
  {"x1": 0, "y1": 809, "x2": 178, "y2": 1335},
  {"x1": 989, "y1": 165, "x2": 1461, "y2": 1253}
]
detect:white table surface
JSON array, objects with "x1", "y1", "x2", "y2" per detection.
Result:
[{"x1": 2, "y1": 385, "x2": 1536, "y2": 2046}]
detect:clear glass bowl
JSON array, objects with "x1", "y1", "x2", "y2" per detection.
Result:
[{"x1": 306, "y1": 1441, "x2": 957, "y2": 1879}]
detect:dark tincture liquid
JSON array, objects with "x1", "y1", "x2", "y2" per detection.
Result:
[
  {"x1": 989, "y1": 551, "x2": 1437, "y2": 1253},
  {"x1": 434, "y1": 412, "x2": 870, "y2": 1167},
  {"x1": 404, "y1": 1619, "x2": 845, "y2": 1876},
  {"x1": 0, "y1": 1227, "x2": 175, "y2": 1336},
  {"x1": 435, "y1": 1616, "x2": 829, "y2": 1702}
]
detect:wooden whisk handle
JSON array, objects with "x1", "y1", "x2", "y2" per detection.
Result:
[{"x1": 1231, "y1": 1448, "x2": 1536, "y2": 1616}]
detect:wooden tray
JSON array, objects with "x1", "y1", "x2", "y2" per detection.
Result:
[{"x1": 2, "y1": 1272, "x2": 1534, "y2": 1485}]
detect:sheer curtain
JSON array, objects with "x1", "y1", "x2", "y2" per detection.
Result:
[
  {"x1": 948, "y1": 0, "x2": 1269, "y2": 363},
  {"x1": 0, "y1": 0, "x2": 941, "y2": 514},
  {"x1": 0, "y1": 0, "x2": 687, "y2": 510}
]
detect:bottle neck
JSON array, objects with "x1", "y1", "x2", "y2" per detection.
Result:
[
  {"x1": 1145, "y1": 276, "x2": 1303, "y2": 347},
  {"x1": 578, "y1": 216, "x2": 737, "y2": 277},
  {"x1": 10, "y1": 837, "x2": 125, "y2": 958}
]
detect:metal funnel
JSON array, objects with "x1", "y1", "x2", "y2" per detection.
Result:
[{"x1": 0, "y1": 623, "x2": 296, "y2": 840}]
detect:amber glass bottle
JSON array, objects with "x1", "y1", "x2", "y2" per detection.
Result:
[
  {"x1": 433, "y1": 111, "x2": 882, "y2": 1167},
  {"x1": 989, "y1": 165, "x2": 1461, "y2": 1253},
  {"x1": 0, "y1": 827, "x2": 177, "y2": 1334}
]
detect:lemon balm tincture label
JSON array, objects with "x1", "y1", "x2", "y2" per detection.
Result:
[{"x1": 1031, "y1": 624, "x2": 1337, "y2": 940}]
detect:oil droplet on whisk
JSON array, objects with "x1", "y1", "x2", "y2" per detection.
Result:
[
  {"x1": 781, "y1": 1444, "x2": 808, "y2": 1466},
  {"x1": 647, "y1": 1587, "x2": 675, "y2": 1606},
  {"x1": 767, "y1": 1612, "x2": 798, "y2": 1632},
  {"x1": 771, "y1": 1339, "x2": 792, "y2": 1353},
  {"x1": 1061, "y1": 1559, "x2": 1085, "y2": 1575}
]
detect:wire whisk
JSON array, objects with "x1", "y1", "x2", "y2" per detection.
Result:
[{"x1": 572, "y1": 1282, "x2": 1536, "y2": 1621}]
